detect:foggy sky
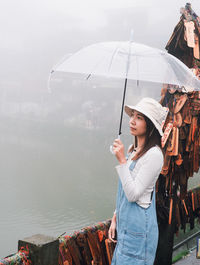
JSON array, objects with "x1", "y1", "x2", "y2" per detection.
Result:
[{"x1": 0, "y1": 0, "x2": 199, "y2": 94}]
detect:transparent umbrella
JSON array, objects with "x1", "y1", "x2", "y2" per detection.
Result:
[{"x1": 50, "y1": 39, "x2": 200, "y2": 140}]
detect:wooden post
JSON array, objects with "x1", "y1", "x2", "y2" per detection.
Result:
[{"x1": 18, "y1": 234, "x2": 59, "y2": 265}]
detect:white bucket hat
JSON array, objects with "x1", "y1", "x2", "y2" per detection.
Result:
[{"x1": 125, "y1": 97, "x2": 168, "y2": 136}]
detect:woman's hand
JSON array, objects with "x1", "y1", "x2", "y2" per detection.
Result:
[
  {"x1": 108, "y1": 214, "x2": 117, "y2": 243},
  {"x1": 112, "y1": 139, "x2": 126, "y2": 164}
]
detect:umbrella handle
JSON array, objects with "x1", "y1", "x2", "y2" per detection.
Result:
[{"x1": 110, "y1": 135, "x2": 121, "y2": 155}]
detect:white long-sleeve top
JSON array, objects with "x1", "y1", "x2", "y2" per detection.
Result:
[{"x1": 115, "y1": 145, "x2": 164, "y2": 209}]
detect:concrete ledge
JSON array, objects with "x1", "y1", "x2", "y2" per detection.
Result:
[{"x1": 18, "y1": 234, "x2": 59, "y2": 265}]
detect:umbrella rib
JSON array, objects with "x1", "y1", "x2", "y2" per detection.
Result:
[
  {"x1": 85, "y1": 54, "x2": 109, "y2": 80},
  {"x1": 107, "y1": 44, "x2": 121, "y2": 74},
  {"x1": 85, "y1": 55, "x2": 109, "y2": 80},
  {"x1": 163, "y1": 53, "x2": 182, "y2": 86},
  {"x1": 86, "y1": 44, "x2": 120, "y2": 80},
  {"x1": 136, "y1": 55, "x2": 139, "y2": 86}
]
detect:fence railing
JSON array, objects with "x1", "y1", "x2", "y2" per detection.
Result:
[{"x1": 173, "y1": 230, "x2": 200, "y2": 251}]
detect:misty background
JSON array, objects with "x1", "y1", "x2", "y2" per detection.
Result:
[{"x1": 0, "y1": 0, "x2": 200, "y2": 258}]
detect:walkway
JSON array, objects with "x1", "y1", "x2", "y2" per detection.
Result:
[{"x1": 173, "y1": 249, "x2": 200, "y2": 265}]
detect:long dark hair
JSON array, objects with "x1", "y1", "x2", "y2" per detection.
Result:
[{"x1": 129, "y1": 114, "x2": 163, "y2": 160}]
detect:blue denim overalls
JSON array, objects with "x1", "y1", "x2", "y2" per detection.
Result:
[{"x1": 111, "y1": 159, "x2": 159, "y2": 265}]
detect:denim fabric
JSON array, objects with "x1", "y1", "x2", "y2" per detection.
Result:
[{"x1": 111, "y1": 160, "x2": 159, "y2": 265}]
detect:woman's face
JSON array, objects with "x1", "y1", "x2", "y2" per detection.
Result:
[{"x1": 129, "y1": 110, "x2": 147, "y2": 136}]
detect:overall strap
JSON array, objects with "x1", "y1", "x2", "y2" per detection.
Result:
[{"x1": 129, "y1": 160, "x2": 136, "y2": 171}]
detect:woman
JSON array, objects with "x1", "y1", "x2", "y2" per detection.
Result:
[{"x1": 108, "y1": 97, "x2": 166, "y2": 265}]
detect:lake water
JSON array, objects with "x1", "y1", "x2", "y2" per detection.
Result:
[
  {"x1": 0, "y1": 119, "x2": 119, "y2": 257},
  {"x1": 0, "y1": 76, "x2": 131, "y2": 257},
  {"x1": 0, "y1": 77, "x2": 199, "y2": 257}
]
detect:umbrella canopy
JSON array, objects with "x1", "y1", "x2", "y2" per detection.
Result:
[{"x1": 52, "y1": 41, "x2": 200, "y2": 90}]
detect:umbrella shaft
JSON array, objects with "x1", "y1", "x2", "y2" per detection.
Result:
[{"x1": 119, "y1": 78, "x2": 128, "y2": 136}]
